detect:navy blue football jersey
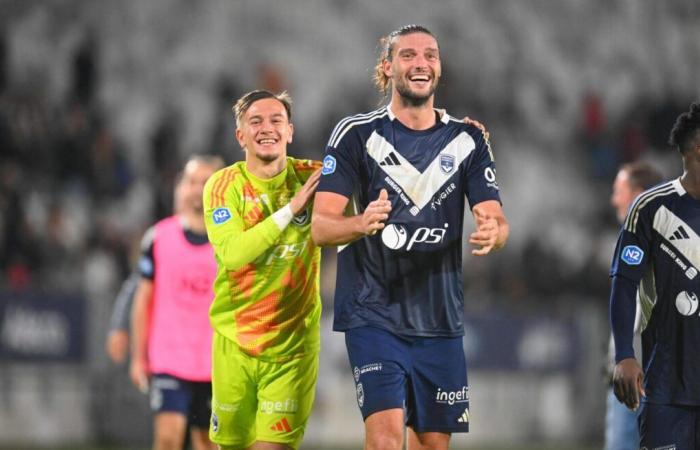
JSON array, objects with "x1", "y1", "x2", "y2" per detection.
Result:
[
  {"x1": 318, "y1": 106, "x2": 501, "y2": 338},
  {"x1": 611, "y1": 178, "x2": 700, "y2": 405}
]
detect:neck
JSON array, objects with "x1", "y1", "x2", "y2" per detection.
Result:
[
  {"x1": 389, "y1": 93, "x2": 436, "y2": 130},
  {"x1": 179, "y1": 211, "x2": 206, "y2": 234},
  {"x1": 245, "y1": 155, "x2": 287, "y2": 179},
  {"x1": 680, "y1": 156, "x2": 700, "y2": 199}
]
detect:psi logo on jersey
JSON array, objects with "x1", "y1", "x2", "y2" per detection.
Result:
[
  {"x1": 213, "y1": 207, "x2": 232, "y2": 224},
  {"x1": 675, "y1": 291, "x2": 699, "y2": 316},
  {"x1": 621, "y1": 245, "x2": 644, "y2": 265}
]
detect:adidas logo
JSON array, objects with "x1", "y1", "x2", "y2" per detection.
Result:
[
  {"x1": 457, "y1": 408, "x2": 469, "y2": 424},
  {"x1": 670, "y1": 225, "x2": 690, "y2": 241},
  {"x1": 379, "y1": 152, "x2": 401, "y2": 166},
  {"x1": 270, "y1": 418, "x2": 292, "y2": 433}
]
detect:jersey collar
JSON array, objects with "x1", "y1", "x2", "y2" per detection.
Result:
[{"x1": 386, "y1": 103, "x2": 451, "y2": 125}]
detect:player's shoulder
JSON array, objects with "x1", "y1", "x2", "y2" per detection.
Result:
[
  {"x1": 204, "y1": 162, "x2": 245, "y2": 193},
  {"x1": 624, "y1": 179, "x2": 679, "y2": 230},
  {"x1": 441, "y1": 110, "x2": 490, "y2": 141},
  {"x1": 327, "y1": 106, "x2": 389, "y2": 148},
  {"x1": 288, "y1": 157, "x2": 322, "y2": 173}
]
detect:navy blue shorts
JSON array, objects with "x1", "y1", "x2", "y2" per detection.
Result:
[
  {"x1": 345, "y1": 326, "x2": 470, "y2": 433},
  {"x1": 150, "y1": 374, "x2": 212, "y2": 429},
  {"x1": 639, "y1": 403, "x2": 700, "y2": 450}
]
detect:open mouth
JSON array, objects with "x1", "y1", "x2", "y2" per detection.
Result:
[
  {"x1": 408, "y1": 73, "x2": 432, "y2": 88},
  {"x1": 256, "y1": 137, "x2": 278, "y2": 145}
]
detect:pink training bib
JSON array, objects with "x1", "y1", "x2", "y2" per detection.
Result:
[{"x1": 148, "y1": 216, "x2": 216, "y2": 381}]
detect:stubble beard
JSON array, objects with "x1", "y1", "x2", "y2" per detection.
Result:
[{"x1": 395, "y1": 77, "x2": 437, "y2": 107}]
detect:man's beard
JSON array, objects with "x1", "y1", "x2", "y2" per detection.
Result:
[{"x1": 395, "y1": 77, "x2": 437, "y2": 107}]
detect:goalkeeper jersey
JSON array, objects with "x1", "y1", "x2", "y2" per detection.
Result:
[{"x1": 203, "y1": 157, "x2": 322, "y2": 362}]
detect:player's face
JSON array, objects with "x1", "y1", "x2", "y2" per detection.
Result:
[
  {"x1": 179, "y1": 160, "x2": 218, "y2": 215},
  {"x1": 610, "y1": 169, "x2": 641, "y2": 224},
  {"x1": 384, "y1": 32, "x2": 441, "y2": 106},
  {"x1": 236, "y1": 98, "x2": 293, "y2": 163}
]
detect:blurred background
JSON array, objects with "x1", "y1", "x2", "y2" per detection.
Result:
[{"x1": 1, "y1": 0, "x2": 699, "y2": 449}]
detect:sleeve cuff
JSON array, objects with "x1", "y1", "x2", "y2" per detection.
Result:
[{"x1": 272, "y1": 204, "x2": 294, "y2": 230}]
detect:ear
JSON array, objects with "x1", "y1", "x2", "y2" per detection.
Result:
[
  {"x1": 287, "y1": 122, "x2": 294, "y2": 144},
  {"x1": 235, "y1": 128, "x2": 246, "y2": 149},
  {"x1": 382, "y1": 58, "x2": 393, "y2": 78}
]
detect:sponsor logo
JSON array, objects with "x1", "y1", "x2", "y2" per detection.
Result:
[
  {"x1": 436, "y1": 386, "x2": 469, "y2": 405},
  {"x1": 270, "y1": 417, "x2": 292, "y2": 433},
  {"x1": 213, "y1": 207, "x2": 232, "y2": 224},
  {"x1": 292, "y1": 208, "x2": 310, "y2": 226},
  {"x1": 211, "y1": 413, "x2": 219, "y2": 432},
  {"x1": 356, "y1": 382, "x2": 364, "y2": 408},
  {"x1": 381, "y1": 224, "x2": 408, "y2": 250},
  {"x1": 621, "y1": 245, "x2": 644, "y2": 265},
  {"x1": 651, "y1": 445, "x2": 676, "y2": 450},
  {"x1": 357, "y1": 363, "x2": 382, "y2": 378},
  {"x1": 675, "y1": 291, "x2": 699, "y2": 316},
  {"x1": 322, "y1": 155, "x2": 336, "y2": 175},
  {"x1": 669, "y1": 225, "x2": 690, "y2": 241},
  {"x1": 353, "y1": 366, "x2": 360, "y2": 382},
  {"x1": 379, "y1": 152, "x2": 401, "y2": 166},
  {"x1": 381, "y1": 224, "x2": 448, "y2": 251},
  {"x1": 440, "y1": 154, "x2": 455, "y2": 174},
  {"x1": 484, "y1": 167, "x2": 499, "y2": 190},
  {"x1": 457, "y1": 408, "x2": 470, "y2": 424},
  {"x1": 430, "y1": 182, "x2": 457, "y2": 210},
  {"x1": 660, "y1": 243, "x2": 697, "y2": 279},
  {"x1": 264, "y1": 242, "x2": 307, "y2": 264},
  {"x1": 260, "y1": 398, "x2": 299, "y2": 415}
]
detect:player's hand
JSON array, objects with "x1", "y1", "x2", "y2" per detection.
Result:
[
  {"x1": 462, "y1": 116, "x2": 490, "y2": 142},
  {"x1": 106, "y1": 330, "x2": 129, "y2": 364},
  {"x1": 361, "y1": 189, "x2": 391, "y2": 235},
  {"x1": 290, "y1": 168, "x2": 321, "y2": 215},
  {"x1": 612, "y1": 358, "x2": 645, "y2": 411},
  {"x1": 129, "y1": 358, "x2": 150, "y2": 394},
  {"x1": 469, "y1": 205, "x2": 498, "y2": 256}
]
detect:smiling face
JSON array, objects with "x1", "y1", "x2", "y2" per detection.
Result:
[
  {"x1": 235, "y1": 97, "x2": 293, "y2": 164},
  {"x1": 383, "y1": 32, "x2": 441, "y2": 106}
]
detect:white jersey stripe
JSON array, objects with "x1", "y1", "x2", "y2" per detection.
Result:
[
  {"x1": 624, "y1": 182, "x2": 675, "y2": 232},
  {"x1": 328, "y1": 108, "x2": 386, "y2": 148}
]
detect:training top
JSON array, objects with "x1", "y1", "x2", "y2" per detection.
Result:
[
  {"x1": 610, "y1": 178, "x2": 700, "y2": 405},
  {"x1": 139, "y1": 216, "x2": 216, "y2": 381},
  {"x1": 203, "y1": 158, "x2": 322, "y2": 362},
  {"x1": 317, "y1": 105, "x2": 501, "y2": 338}
]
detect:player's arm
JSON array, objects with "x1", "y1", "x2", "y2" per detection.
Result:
[
  {"x1": 610, "y1": 274, "x2": 644, "y2": 410},
  {"x1": 204, "y1": 169, "x2": 320, "y2": 271},
  {"x1": 106, "y1": 272, "x2": 138, "y2": 364},
  {"x1": 129, "y1": 277, "x2": 153, "y2": 392},
  {"x1": 128, "y1": 228, "x2": 156, "y2": 392},
  {"x1": 469, "y1": 200, "x2": 509, "y2": 256},
  {"x1": 609, "y1": 203, "x2": 652, "y2": 411},
  {"x1": 312, "y1": 189, "x2": 391, "y2": 246}
]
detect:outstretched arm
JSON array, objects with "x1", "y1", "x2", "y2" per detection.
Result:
[{"x1": 312, "y1": 189, "x2": 392, "y2": 246}]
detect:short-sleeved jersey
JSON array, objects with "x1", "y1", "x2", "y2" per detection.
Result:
[
  {"x1": 611, "y1": 178, "x2": 700, "y2": 405},
  {"x1": 317, "y1": 106, "x2": 501, "y2": 338},
  {"x1": 203, "y1": 157, "x2": 322, "y2": 362}
]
